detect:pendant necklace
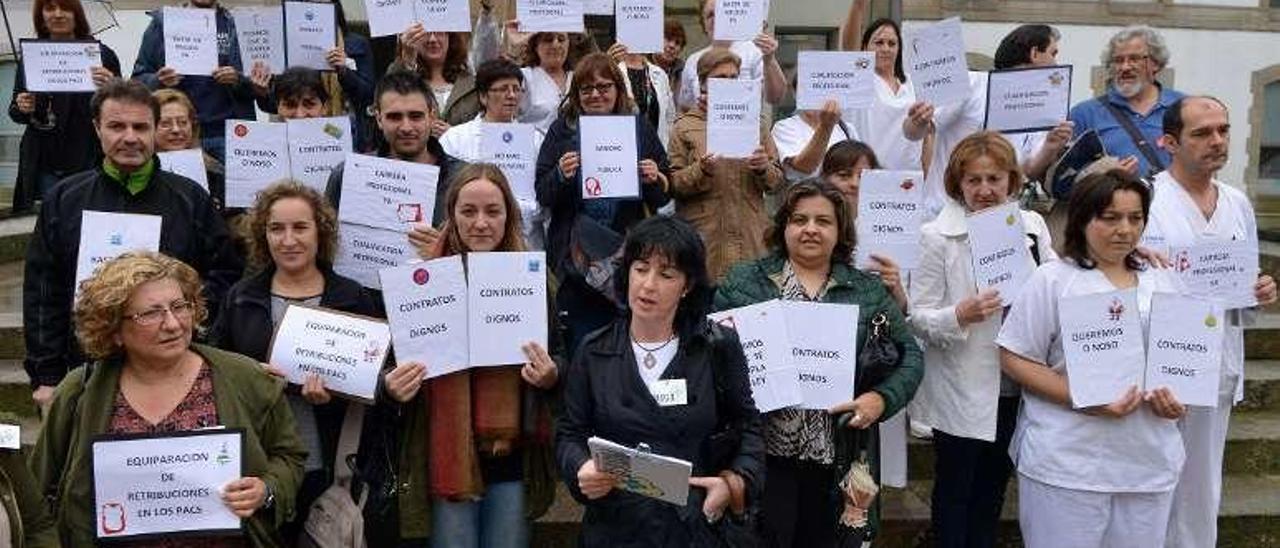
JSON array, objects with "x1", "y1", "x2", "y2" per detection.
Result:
[{"x1": 633, "y1": 332, "x2": 676, "y2": 369}]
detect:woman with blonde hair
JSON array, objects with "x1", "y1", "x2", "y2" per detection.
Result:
[{"x1": 153, "y1": 89, "x2": 229, "y2": 211}]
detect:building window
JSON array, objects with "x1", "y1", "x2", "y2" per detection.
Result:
[{"x1": 1260, "y1": 80, "x2": 1280, "y2": 195}]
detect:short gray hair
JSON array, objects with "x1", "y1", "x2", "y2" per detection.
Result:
[{"x1": 1102, "y1": 25, "x2": 1171, "y2": 71}]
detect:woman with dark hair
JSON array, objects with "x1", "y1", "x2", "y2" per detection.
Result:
[
  {"x1": 839, "y1": 2, "x2": 924, "y2": 175},
  {"x1": 519, "y1": 32, "x2": 574, "y2": 132},
  {"x1": 557, "y1": 215, "x2": 764, "y2": 547},
  {"x1": 8, "y1": 0, "x2": 121, "y2": 212},
  {"x1": 536, "y1": 52, "x2": 671, "y2": 352},
  {"x1": 715, "y1": 179, "x2": 923, "y2": 547},
  {"x1": 381, "y1": 163, "x2": 562, "y2": 548},
  {"x1": 395, "y1": 24, "x2": 478, "y2": 137},
  {"x1": 996, "y1": 169, "x2": 1188, "y2": 547},
  {"x1": 821, "y1": 139, "x2": 880, "y2": 213}
]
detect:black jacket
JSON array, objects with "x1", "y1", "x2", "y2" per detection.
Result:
[
  {"x1": 22, "y1": 167, "x2": 244, "y2": 387},
  {"x1": 555, "y1": 318, "x2": 765, "y2": 547},
  {"x1": 324, "y1": 137, "x2": 462, "y2": 226},
  {"x1": 207, "y1": 263, "x2": 379, "y2": 472}
]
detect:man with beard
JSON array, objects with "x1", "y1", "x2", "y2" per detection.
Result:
[{"x1": 1068, "y1": 25, "x2": 1183, "y2": 180}]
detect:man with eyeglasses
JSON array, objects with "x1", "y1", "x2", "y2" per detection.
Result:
[
  {"x1": 439, "y1": 59, "x2": 548, "y2": 250},
  {"x1": 1067, "y1": 25, "x2": 1185, "y2": 180},
  {"x1": 23, "y1": 79, "x2": 243, "y2": 413},
  {"x1": 324, "y1": 70, "x2": 462, "y2": 257}
]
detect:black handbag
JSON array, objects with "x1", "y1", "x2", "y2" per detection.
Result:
[{"x1": 855, "y1": 312, "x2": 900, "y2": 395}]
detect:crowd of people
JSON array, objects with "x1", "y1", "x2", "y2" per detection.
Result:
[{"x1": 2, "y1": 0, "x2": 1275, "y2": 547}]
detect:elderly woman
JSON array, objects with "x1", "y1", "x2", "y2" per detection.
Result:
[
  {"x1": 909, "y1": 131, "x2": 1056, "y2": 547},
  {"x1": 381, "y1": 163, "x2": 561, "y2": 548},
  {"x1": 208, "y1": 181, "x2": 378, "y2": 542},
  {"x1": 8, "y1": 0, "x2": 121, "y2": 212},
  {"x1": 557, "y1": 214, "x2": 764, "y2": 546},
  {"x1": 714, "y1": 180, "x2": 923, "y2": 547},
  {"x1": 31, "y1": 251, "x2": 306, "y2": 547},
  {"x1": 536, "y1": 52, "x2": 671, "y2": 351},
  {"x1": 668, "y1": 49, "x2": 783, "y2": 281},
  {"x1": 153, "y1": 89, "x2": 228, "y2": 211}
]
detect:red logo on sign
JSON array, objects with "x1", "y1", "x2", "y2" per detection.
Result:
[
  {"x1": 900, "y1": 178, "x2": 915, "y2": 191},
  {"x1": 100, "y1": 502, "x2": 127, "y2": 534},
  {"x1": 584, "y1": 177, "x2": 603, "y2": 197},
  {"x1": 233, "y1": 124, "x2": 248, "y2": 138},
  {"x1": 412, "y1": 268, "x2": 430, "y2": 285}
]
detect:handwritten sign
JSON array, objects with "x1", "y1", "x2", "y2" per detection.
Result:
[
  {"x1": 967, "y1": 201, "x2": 1032, "y2": 306},
  {"x1": 287, "y1": 116, "x2": 352, "y2": 194},
  {"x1": 268, "y1": 304, "x2": 390, "y2": 401},
  {"x1": 709, "y1": 300, "x2": 802, "y2": 412},
  {"x1": 795, "y1": 51, "x2": 876, "y2": 110},
  {"x1": 158, "y1": 149, "x2": 209, "y2": 193},
  {"x1": 580, "y1": 115, "x2": 639, "y2": 200},
  {"x1": 1059, "y1": 289, "x2": 1145, "y2": 408},
  {"x1": 1145, "y1": 293, "x2": 1224, "y2": 408},
  {"x1": 985, "y1": 65, "x2": 1072, "y2": 133},
  {"x1": 783, "y1": 301, "x2": 858, "y2": 410},
  {"x1": 517, "y1": 0, "x2": 585, "y2": 33},
  {"x1": 855, "y1": 170, "x2": 925, "y2": 270},
  {"x1": 339, "y1": 153, "x2": 439, "y2": 231},
  {"x1": 481, "y1": 123, "x2": 538, "y2": 202},
  {"x1": 224, "y1": 120, "x2": 289, "y2": 208},
  {"x1": 284, "y1": 1, "x2": 336, "y2": 71},
  {"x1": 164, "y1": 7, "x2": 218, "y2": 76},
  {"x1": 75, "y1": 211, "x2": 162, "y2": 298},
  {"x1": 20, "y1": 39, "x2": 102, "y2": 93},
  {"x1": 905, "y1": 17, "x2": 970, "y2": 106},
  {"x1": 589, "y1": 436, "x2": 691, "y2": 506},
  {"x1": 334, "y1": 222, "x2": 413, "y2": 289},
  {"x1": 379, "y1": 257, "x2": 470, "y2": 379},
  {"x1": 706, "y1": 78, "x2": 761, "y2": 158},
  {"x1": 92, "y1": 430, "x2": 242, "y2": 540},
  {"x1": 231, "y1": 7, "x2": 285, "y2": 74},
  {"x1": 466, "y1": 252, "x2": 548, "y2": 366},
  {"x1": 713, "y1": 0, "x2": 765, "y2": 42},
  {"x1": 1170, "y1": 239, "x2": 1260, "y2": 310},
  {"x1": 616, "y1": 0, "x2": 664, "y2": 54}
]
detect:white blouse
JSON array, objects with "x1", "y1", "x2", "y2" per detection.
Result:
[
  {"x1": 519, "y1": 67, "x2": 571, "y2": 133},
  {"x1": 848, "y1": 75, "x2": 923, "y2": 172}
]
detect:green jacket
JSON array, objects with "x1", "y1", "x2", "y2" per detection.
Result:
[
  {"x1": 31, "y1": 344, "x2": 307, "y2": 547},
  {"x1": 1, "y1": 447, "x2": 57, "y2": 548},
  {"x1": 713, "y1": 253, "x2": 924, "y2": 536}
]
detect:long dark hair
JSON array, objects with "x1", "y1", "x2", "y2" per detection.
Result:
[
  {"x1": 861, "y1": 18, "x2": 906, "y2": 84},
  {"x1": 614, "y1": 216, "x2": 714, "y2": 337},
  {"x1": 1062, "y1": 169, "x2": 1151, "y2": 271},
  {"x1": 560, "y1": 52, "x2": 636, "y2": 122},
  {"x1": 33, "y1": 0, "x2": 92, "y2": 39},
  {"x1": 766, "y1": 179, "x2": 855, "y2": 264}
]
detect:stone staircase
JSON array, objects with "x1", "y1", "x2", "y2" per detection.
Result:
[{"x1": 0, "y1": 216, "x2": 1278, "y2": 546}]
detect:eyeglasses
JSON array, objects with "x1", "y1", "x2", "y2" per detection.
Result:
[
  {"x1": 1110, "y1": 54, "x2": 1150, "y2": 67},
  {"x1": 125, "y1": 299, "x2": 194, "y2": 326},
  {"x1": 578, "y1": 82, "x2": 616, "y2": 97},
  {"x1": 158, "y1": 118, "x2": 192, "y2": 131}
]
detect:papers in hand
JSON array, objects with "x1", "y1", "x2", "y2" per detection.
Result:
[
  {"x1": 267, "y1": 304, "x2": 391, "y2": 402},
  {"x1": 708, "y1": 301, "x2": 801, "y2": 412},
  {"x1": 905, "y1": 16, "x2": 970, "y2": 106},
  {"x1": 163, "y1": 7, "x2": 218, "y2": 76},
  {"x1": 20, "y1": 39, "x2": 103, "y2": 93},
  {"x1": 855, "y1": 170, "x2": 925, "y2": 270},
  {"x1": 75, "y1": 211, "x2": 162, "y2": 299},
  {"x1": 966, "y1": 201, "x2": 1033, "y2": 306},
  {"x1": 706, "y1": 78, "x2": 761, "y2": 158},
  {"x1": 984, "y1": 65, "x2": 1072, "y2": 133},
  {"x1": 588, "y1": 437, "x2": 691, "y2": 506},
  {"x1": 231, "y1": 7, "x2": 285, "y2": 74}
]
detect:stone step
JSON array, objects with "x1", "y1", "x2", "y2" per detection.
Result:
[
  {"x1": 1241, "y1": 360, "x2": 1280, "y2": 412},
  {"x1": 0, "y1": 359, "x2": 34, "y2": 419},
  {"x1": 0, "y1": 214, "x2": 33, "y2": 265},
  {"x1": 1246, "y1": 313, "x2": 1280, "y2": 360}
]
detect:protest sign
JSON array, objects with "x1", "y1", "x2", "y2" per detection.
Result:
[
  {"x1": 466, "y1": 252, "x2": 548, "y2": 366},
  {"x1": 364, "y1": 0, "x2": 414, "y2": 37},
  {"x1": 517, "y1": 0, "x2": 585, "y2": 33},
  {"x1": 967, "y1": 201, "x2": 1032, "y2": 306},
  {"x1": 1170, "y1": 239, "x2": 1260, "y2": 310},
  {"x1": 338, "y1": 153, "x2": 439, "y2": 231},
  {"x1": 1059, "y1": 289, "x2": 1145, "y2": 408},
  {"x1": 20, "y1": 39, "x2": 102, "y2": 92},
  {"x1": 268, "y1": 304, "x2": 390, "y2": 402},
  {"x1": 1145, "y1": 293, "x2": 1225, "y2": 408},
  {"x1": 334, "y1": 222, "x2": 413, "y2": 289},
  {"x1": 706, "y1": 78, "x2": 761, "y2": 158},
  {"x1": 75, "y1": 211, "x2": 162, "y2": 298},
  {"x1": 783, "y1": 301, "x2": 858, "y2": 410},
  {"x1": 855, "y1": 170, "x2": 925, "y2": 270},
  {"x1": 164, "y1": 7, "x2": 218, "y2": 76},
  {"x1": 616, "y1": 0, "x2": 664, "y2": 54},
  {"x1": 713, "y1": 0, "x2": 764, "y2": 41},
  {"x1": 0, "y1": 424, "x2": 18, "y2": 450},
  {"x1": 231, "y1": 7, "x2": 285, "y2": 74},
  {"x1": 985, "y1": 65, "x2": 1072, "y2": 133},
  {"x1": 589, "y1": 437, "x2": 691, "y2": 506},
  {"x1": 708, "y1": 300, "x2": 802, "y2": 412},
  {"x1": 284, "y1": 1, "x2": 336, "y2": 71},
  {"x1": 580, "y1": 115, "x2": 640, "y2": 199},
  {"x1": 795, "y1": 51, "x2": 875, "y2": 110},
  {"x1": 585, "y1": 0, "x2": 613, "y2": 14},
  {"x1": 224, "y1": 120, "x2": 289, "y2": 208},
  {"x1": 379, "y1": 257, "x2": 470, "y2": 379},
  {"x1": 481, "y1": 123, "x2": 538, "y2": 202},
  {"x1": 158, "y1": 149, "x2": 210, "y2": 193},
  {"x1": 287, "y1": 116, "x2": 351, "y2": 194},
  {"x1": 415, "y1": 0, "x2": 472, "y2": 32},
  {"x1": 905, "y1": 17, "x2": 970, "y2": 106}
]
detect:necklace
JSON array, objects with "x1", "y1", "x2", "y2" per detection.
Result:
[{"x1": 632, "y1": 332, "x2": 676, "y2": 369}]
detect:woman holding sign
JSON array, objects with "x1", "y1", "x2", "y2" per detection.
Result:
[
  {"x1": 394, "y1": 25, "x2": 479, "y2": 137},
  {"x1": 714, "y1": 180, "x2": 922, "y2": 546},
  {"x1": 32, "y1": 251, "x2": 306, "y2": 546},
  {"x1": 381, "y1": 163, "x2": 562, "y2": 548},
  {"x1": 557, "y1": 215, "x2": 764, "y2": 546},
  {"x1": 996, "y1": 170, "x2": 1187, "y2": 547},
  {"x1": 208, "y1": 181, "x2": 379, "y2": 542},
  {"x1": 153, "y1": 89, "x2": 228, "y2": 212},
  {"x1": 8, "y1": 0, "x2": 121, "y2": 213},
  {"x1": 909, "y1": 131, "x2": 1056, "y2": 546}
]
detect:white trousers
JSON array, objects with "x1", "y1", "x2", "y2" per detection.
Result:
[
  {"x1": 1018, "y1": 474, "x2": 1174, "y2": 548},
  {"x1": 1165, "y1": 373, "x2": 1236, "y2": 548}
]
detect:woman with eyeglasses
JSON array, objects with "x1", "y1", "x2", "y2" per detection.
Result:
[{"x1": 31, "y1": 251, "x2": 306, "y2": 547}]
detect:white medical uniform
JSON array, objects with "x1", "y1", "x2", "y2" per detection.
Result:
[
  {"x1": 770, "y1": 114, "x2": 859, "y2": 183},
  {"x1": 847, "y1": 75, "x2": 924, "y2": 172},
  {"x1": 920, "y1": 71, "x2": 988, "y2": 218},
  {"x1": 439, "y1": 116, "x2": 548, "y2": 251},
  {"x1": 519, "y1": 67, "x2": 571, "y2": 133}
]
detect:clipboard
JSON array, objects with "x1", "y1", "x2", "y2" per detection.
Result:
[{"x1": 588, "y1": 436, "x2": 692, "y2": 506}]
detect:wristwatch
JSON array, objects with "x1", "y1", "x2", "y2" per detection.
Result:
[{"x1": 262, "y1": 482, "x2": 276, "y2": 510}]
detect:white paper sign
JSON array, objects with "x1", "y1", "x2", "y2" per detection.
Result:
[
  {"x1": 481, "y1": 123, "x2": 538, "y2": 202},
  {"x1": 335, "y1": 222, "x2": 413, "y2": 289},
  {"x1": 1171, "y1": 239, "x2": 1260, "y2": 310},
  {"x1": 706, "y1": 78, "x2": 761, "y2": 158},
  {"x1": 268, "y1": 304, "x2": 390, "y2": 401},
  {"x1": 580, "y1": 115, "x2": 639, "y2": 200},
  {"x1": 1145, "y1": 293, "x2": 1224, "y2": 408},
  {"x1": 585, "y1": 0, "x2": 614, "y2": 15},
  {"x1": 416, "y1": 0, "x2": 472, "y2": 32},
  {"x1": 379, "y1": 257, "x2": 470, "y2": 379},
  {"x1": 517, "y1": 0, "x2": 585, "y2": 33},
  {"x1": 466, "y1": 252, "x2": 548, "y2": 366},
  {"x1": 985, "y1": 66, "x2": 1072, "y2": 133},
  {"x1": 855, "y1": 170, "x2": 925, "y2": 270},
  {"x1": 967, "y1": 201, "x2": 1032, "y2": 306},
  {"x1": 287, "y1": 116, "x2": 352, "y2": 194},
  {"x1": 905, "y1": 17, "x2": 970, "y2": 106},
  {"x1": 616, "y1": 0, "x2": 664, "y2": 54},
  {"x1": 589, "y1": 436, "x2": 691, "y2": 506},
  {"x1": 364, "y1": 0, "x2": 415, "y2": 37},
  {"x1": 164, "y1": 7, "x2": 218, "y2": 76},
  {"x1": 713, "y1": 0, "x2": 764, "y2": 42},
  {"x1": 1059, "y1": 289, "x2": 1145, "y2": 408},
  {"x1": 158, "y1": 149, "x2": 209, "y2": 192},
  {"x1": 795, "y1": 51, "x2": 876, "y2": 111},
  {"x1": 92, "y1": 430, "x2": 242, "y2": 539},
  {"x1": 75, "y1": 211, "x2": 162, "y2": 297},
  {"x1": 339, "y1": 153, "x2": 439, "y2": 231},
  {"x1": 0, "y1": 424, "x2": 20, "y2": 450},
  {"x1": 232, "y1": 7, "x2": 285, "y2": 74},
  {"x1": 225, "y1": 120, "x2": 289, "y2": 208},
  {"x1": 784, "y1": 301, "x2": 858, "y2": 410},
  {"x1": 709, "y1": 300, "x2": 802, "y2": 412},
  {"x1": 284, "y1": 1, "x2": 336, "y2": 71},
  {"x1": 20, "y1": 40, "x2": 102, "y2": 93}
]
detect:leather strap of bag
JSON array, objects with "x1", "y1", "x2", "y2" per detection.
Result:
[{"x1": 1102, "y1": 101, "x2": 1165, "y2": 176}]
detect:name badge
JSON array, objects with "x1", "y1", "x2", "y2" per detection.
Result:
[{"x1": 649, "y1": 379, "x2": 688, "y2": 407}]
